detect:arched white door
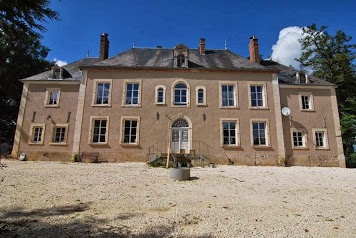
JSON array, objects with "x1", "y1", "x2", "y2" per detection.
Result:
[{"x1": 171, "y1": 118, "x2": 190, "y2": 153}]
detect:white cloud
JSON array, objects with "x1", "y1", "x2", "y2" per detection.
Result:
[
  {"x1": 271, "y1": 26, "x2": 304, "y2": 69},
  {"x1": 53, "y1": 58, "x2": 68, "y2": 67}
]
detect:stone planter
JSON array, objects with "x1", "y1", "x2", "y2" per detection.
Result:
[{"x1": 170, "y1": 167, "x2": 190, "y2": 181}]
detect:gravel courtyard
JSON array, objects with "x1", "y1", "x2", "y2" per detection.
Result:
[{"x1": 0, "y1": 159, "x2": 355, "y2": 238}]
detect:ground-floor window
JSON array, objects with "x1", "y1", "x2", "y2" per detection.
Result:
[
  {"x1": 90, "y1": 117, "x2": 109, "y2": 144},
  {"x1": 252, "y1": 120, "x2": 269, "y2": 146},
  {"x1": 221, "y1": 119, "x2": 239, "y2": 146},
  {"x1": 313, "y1": 129, "x2": 328, "y2": 149},
  {"x1": 29, "y1": 124, "x2": 45, "y2": 145},
  {"x1": 51, "y1": 124, "x2": 68, "y2": 145},
  {"x1": 121, "y1": 117, "x2": 140, "y2": 145}
]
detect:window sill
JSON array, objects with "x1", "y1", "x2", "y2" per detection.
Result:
[
  {"x1": 89, "y1": 142, "x2": 108, "y2": 146},
  {"x1": 219, "y1": 106, "x2": 239, "y2": 109},
  {"x1": 292, "y1": 147, "x2": 309, "y2": 150},
  {"x1": 171, "y1": 105, "x2": 190, "y2": 108},
  {"x1": 315, "y1": 147, "x2": 330, "y2": 150},
  {"x1": 120, "y1": 143, "x2": 140, "y2": 147},
  {"x1": 301, "y1": 109, "x2": 316, "y2": 112},
  {"x1": 249, "y1": 107, "x2": 269, "y2": 110},
  {"x1": 121, "y1": 105, "x2": 141, "y2": 108},
  {"x1": 45, "y1": 105, "x2": 59, "y2": 108},
  {"x1": 28, "y1": 142, "x2": 44, "y2": 145},
  {"x1": 221, "y1": 145, "x2": 240, "y2": 148},
  {"x1": 49, "y1": 142, "x2": 67, "y2": 146},
  {"x1": 252, "y1": 145, "x2": 271, "y2": 148},
  {"x1": 155, "y1": 103, "x2": 166, "y2": 106},
  {"x1": 91, "y1": 104, "x2": 111, "y2": 107},
  {"x1": 196, "y1": 104, "x2": 207, "y2": 107}
]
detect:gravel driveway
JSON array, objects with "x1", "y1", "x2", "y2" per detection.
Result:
[{"x1": 0, "y1": 159, "x2": 355, "y2": 237}]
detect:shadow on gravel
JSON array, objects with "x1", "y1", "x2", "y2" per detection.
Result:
[{"x1": 0, "y1": 204, "x2": 214, "y2": 238}]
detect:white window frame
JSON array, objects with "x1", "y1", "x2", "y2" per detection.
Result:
[
  {"x1": 220, "y1": 118, "x2": 240, "y2": 147},
  {"x1": 155, "y1": 85, "x2": 166, "y2": 105},
  {"x1": 122, "y1": 80, "x2": 142, "y2": 107},
  {"x1": 195, "y1": 86, "x2": 206, "y2": 106},
  {"x1": 89, "y1": 116, "x2": 109, "y2": 145},
  {"x1": 299, "y1": 92, "x2": 314, "y2": 111},
  {"x1": 44, "y1": 88, "x2": 61, "y2": 107},
  {"x1": 28, "y1": 123, "x2": 45, "y2": 145},
  {"x1": 290, "y1": 128, "x2": 308, "y2": 149},
  {"x1": 50, "y1": 124, "x2": 69, "y2": 145},
  {"x1": 312, "y1": 128, "x2": 329, "y2": 149},
  {"x1": 171, "y1": 80, "x2": 190, "y2": 107},
  {"x1": 248, "y1": 82, "x2": 268, "y2": 109},
  {"x1": 219, "y1": 81, "x2": 238, "y2": 108},
  {"x1": 297, "y1": 72, "x2": 308, "y2": 83},
  {"x1": 120, "y1": 116, "x2": 140, "y2": 146},
  {"x1": 250, "y1": 119, "x2": 270, "y2": 147},
  {"x1": 92, "y1": 79, "x2": 112, "y2": 107}
]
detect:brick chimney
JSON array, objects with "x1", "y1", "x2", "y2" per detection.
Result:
[
  {"x1": 249, "y1": 36, "x2": 260, "y2": 64},
  {"x1": 199, "y1": 38, "x2": 206, "y2": 55},
  {"x1": 99, "y1": 33, "x2": 109, "y2": 60}
]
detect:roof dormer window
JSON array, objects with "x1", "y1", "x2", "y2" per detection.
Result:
[
  {"x1": 297, "y1": 72, "x2": 308, "y2": 84},
  {"x1": 177, "y1": 55, "x2": 185, "y2": 67},
  {"x1": 174, "y1": 44, "x2": 189, "y2": 68},
  {"x1": 51, "y1": 66, "x2": 62, "y2": 79}
]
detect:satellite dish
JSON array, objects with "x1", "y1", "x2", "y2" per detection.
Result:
[{"x1": 281, "y1": 107, "x2": 291, "y2": 116}]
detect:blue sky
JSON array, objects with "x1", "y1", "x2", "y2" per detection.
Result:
[{"x1": 42, "y1": 0, "x2": 356, "y2": 67}]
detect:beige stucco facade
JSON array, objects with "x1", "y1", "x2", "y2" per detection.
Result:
[{"x1": 12, "y1": 68, "x2": 345, "y2": 167}]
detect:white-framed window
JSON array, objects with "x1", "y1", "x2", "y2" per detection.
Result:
[
  {"x1": 50, "y1": 124, "x2": 68, "y2": 145},
  {"x1": 171, "y1": 80, "x2": 190, "y2": 107},
  {"x1": 291, "y1": 129, "x2": 307, "y2": 149},
  {"x1": 251, "y1": 120, "x2": 269, "y2": 146},
  {"x1": 44, "y1": 88, "x2": 61, "y2": 107},
  {"x1": 299, "y1": 92, "x2": 314, "y2": 111},
  {"x1": 155, "y1": 85, "x2": 166, "y2": 105},
  {"x1": 219, "y1": 82, "x2": 238, "y2": 108},
  {"x1": 297, "y1": 72, "x2": 308, "y2": 83},
  {"x1": 248, "y1": 82, "x2": 267, "y2": 108},
  {"x1": 92, "y1": 79, "x2": 112, "y2": 106},
  {"x1": 196, "y1": 86, "x2": 206, "y2": 106},
  {"x1": 122, "y1": 80, "x2": 142, "y2": 107},
  {"x1": 313, "y1": 129, "x2": 329, "y2": 149},
  {"x1": 177, "y1": 54, "x2": 185, "y2": 67},
  {"x1": 220, "y1": 119, "x2": 240, "y2": 146},
  {"x1": 120, "y1": 116, "x2": 140, "y2": 145},
  {"x1": 28, "y1": 123, "x2": 45, "y2": 145},
  {"x1": 89, "y1": 116, "x2": 109, "y2": 144}
]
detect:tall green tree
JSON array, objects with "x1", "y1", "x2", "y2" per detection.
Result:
[
  {"x1": 298, "y1": 24, "x2": 356, "y2": 164},
  {"x1": 0, "y1": 0, "x2": 59, "y2": 143}
]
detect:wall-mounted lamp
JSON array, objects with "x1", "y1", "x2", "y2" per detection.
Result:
[
  {"x1": 32, "y1": 111, "x2": 36, "y2": 123},
  {"x1": 156, "y1": 112, "x2": 160, "y2": 121},
  {"x1": 203, "y1": 113, "x2": 206, "y2": 121},
  {"x1": 47, "y1": 115, "x2": 51, "y2": 120}
]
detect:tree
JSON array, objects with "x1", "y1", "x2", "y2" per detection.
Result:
[
  {"x1": 0, "y1": 0, "x2": 59, "y2": 143},
  {"x1": 297, "y1": 24, "x2": 356, "y2": 165}
]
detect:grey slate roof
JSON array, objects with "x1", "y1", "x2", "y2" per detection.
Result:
[
  {"x1": 89, "y1": 48, "x2": 271, "y2": 71},
  {"x1": 261, "y1": 60, "x2": 335, "y2": 86},
  {"x1": 22, "y1": 58, "x2": 101, "y2": 81}
]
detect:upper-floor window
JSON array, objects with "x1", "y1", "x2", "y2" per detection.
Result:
[
  {"x1": 299, "y1": 92, "x2": 314, "y2": 111},
  {"x1": 220, "y1": 82, "x2": 238, "y2": 108},
  {"x1": 196, "y1": 86, "x2": 206, "y2": 106},
  {"x1": 174, "y1": 83, "x2": 187, "y2": 105},
  {"x1": 123, "y1": 80, "x2": 141, "y2": 107},
  {"x1": 250, "y1": 85, "x2": 265, "y2": 107},
  {"x1": 155, "y1": 85, "x2": 166, "y2": 105},
  {"x1": 45, "y1": 88, "x2": 61, "y2": 107},
  {"x1": 92, "y1": 79, "x2": 112, "y2": 106}
]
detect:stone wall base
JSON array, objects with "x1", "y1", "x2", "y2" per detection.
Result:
[{"x1": 288, "y1": 155, "x2": 339, "y2": 167}]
